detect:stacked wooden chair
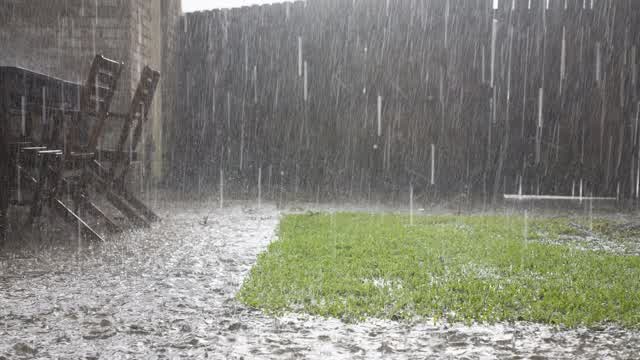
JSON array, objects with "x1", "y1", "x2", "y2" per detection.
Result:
[{"x1": 0, "y1": 55, "x2": 160, "y2": 246}]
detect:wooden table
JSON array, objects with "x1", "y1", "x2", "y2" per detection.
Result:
[{"x1": 1, "y1": 66, "x2": 83, "y2": 245}]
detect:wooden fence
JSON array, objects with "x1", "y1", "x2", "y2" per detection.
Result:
[{"x1": 171, "y1": 0, "x2": 640, "y2": 203}]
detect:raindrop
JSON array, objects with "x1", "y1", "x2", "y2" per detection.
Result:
[
  {"x1": 481, "y1": 45, "x2": 486, "y2": 84},
  {"x1": 16, "y1": 155, "x2": 22, "y2": 203},
  {"x1": 41, "y1": 87, "x2": 46, "y2": 126},
  {"x1": 219, "y1": 167, "x2": 224, "y2": 209},
  {"x1": 226, "y1": 91, "x2": 231, "y2": 128},
  {"x1": 490, "y1": 19, "x2": 498, "y2": 88},
  {"x1": 636, "y1": 166, "x2": 639, "y2": 199},
  {"x1": 536, "y1": 88, "x2": 543, "y2": 164},
  {"x1": 77, "y1": 211, "x2": 82, "y2": 256},
  {"x1": 589, "y1": 195, "x2": 594, "y2": 231},
  {"x1": 304, "y1": 61, "x2": 308, "y2": 101},
  {"x1": 253, "y1": 65, "x2": 258, "y2": 104},
  {"x1": 298, "y1": 36, "x2": 303, "y2": 77},
  {"x1": 377, "y1": 95, "x2": 382, "y2": 137},
  {"x1": 257, "y1": 166, "x2": 262, "y2": 209},
  {"x1": 538, "y1": 87, "x2": 544, "y2": 128},
  {"x1": 21, "y1": 96, "x2": 26, "y2": 136},
  {"x1": 632, "y1": 46, "x2": 637, "y2": 87},
  {"x1": 444, "y1": 0, "x2": 449, "y2": 48},
  {"x1": 409, "y1": 183, "x2": 414, "y2": 225},
  {"x1": 560, "y1": 27, "x2": 566, "y2": 81},
  {"x1": 519, "y1": 175, "x2": 523, "y2": 196},
  {"x1": 595, "y1": 42, "x2": 601, "y2": 84},
  {"x1": 523, "y1": 210, "x2": 528, "y2": 241},
  {"x1": 240, "y1": 119, "x2": 244, "y2": 170},
  {"x1": 431, "y1": 144, "x2": 435, "y2": 185}
]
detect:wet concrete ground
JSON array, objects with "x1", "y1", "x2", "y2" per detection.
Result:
[{"x1": 1, "y1": 199, "x2": 639, "y2": 359}]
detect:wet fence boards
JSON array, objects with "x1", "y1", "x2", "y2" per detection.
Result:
[{"x1": 173, "y1": 0, "x2": 640, "y2": 202}]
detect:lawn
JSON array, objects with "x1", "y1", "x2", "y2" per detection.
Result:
[{"x1": 238, "y1": 212, "x2": 640, "y2": 328}]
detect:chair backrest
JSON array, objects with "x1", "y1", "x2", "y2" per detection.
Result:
[
  {"x1": 111, "y1": 66, "x2": 160, "y2": 183},
  {"x1": 81, "y1": 54, "x2": 123, "y2": 152}
]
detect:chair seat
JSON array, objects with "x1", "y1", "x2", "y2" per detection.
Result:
[{"x1": 68, "y1": 152, "x2": 95, "y2": 160}]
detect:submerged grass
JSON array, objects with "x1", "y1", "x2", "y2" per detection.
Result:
[{"x1": 238, "y1": 213, "x2": 640, "y2": 328}]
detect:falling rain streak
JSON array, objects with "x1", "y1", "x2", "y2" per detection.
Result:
[{"x1": 377, "y1": 95, "x2": 382, "y2": 137}]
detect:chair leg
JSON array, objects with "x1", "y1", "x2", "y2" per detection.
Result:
[
  {"x1": 0, "y1": 126, "x2": 9, "y2": 248},
  {"x1": 0, "y1": 190, "x2": 7, "y2": 248}
]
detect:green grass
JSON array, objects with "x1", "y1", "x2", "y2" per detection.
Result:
[{"x1": 238, "y1": 213, "x2": 640, "y2": 328}]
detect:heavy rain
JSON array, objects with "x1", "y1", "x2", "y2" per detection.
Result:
[{"x1": 1, "y1": 0, "x2": 640, "y2": 358}]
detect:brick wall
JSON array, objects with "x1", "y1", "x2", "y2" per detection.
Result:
[{"x1": 0, "y1": 0, "x2": 131, "y2": 110}]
